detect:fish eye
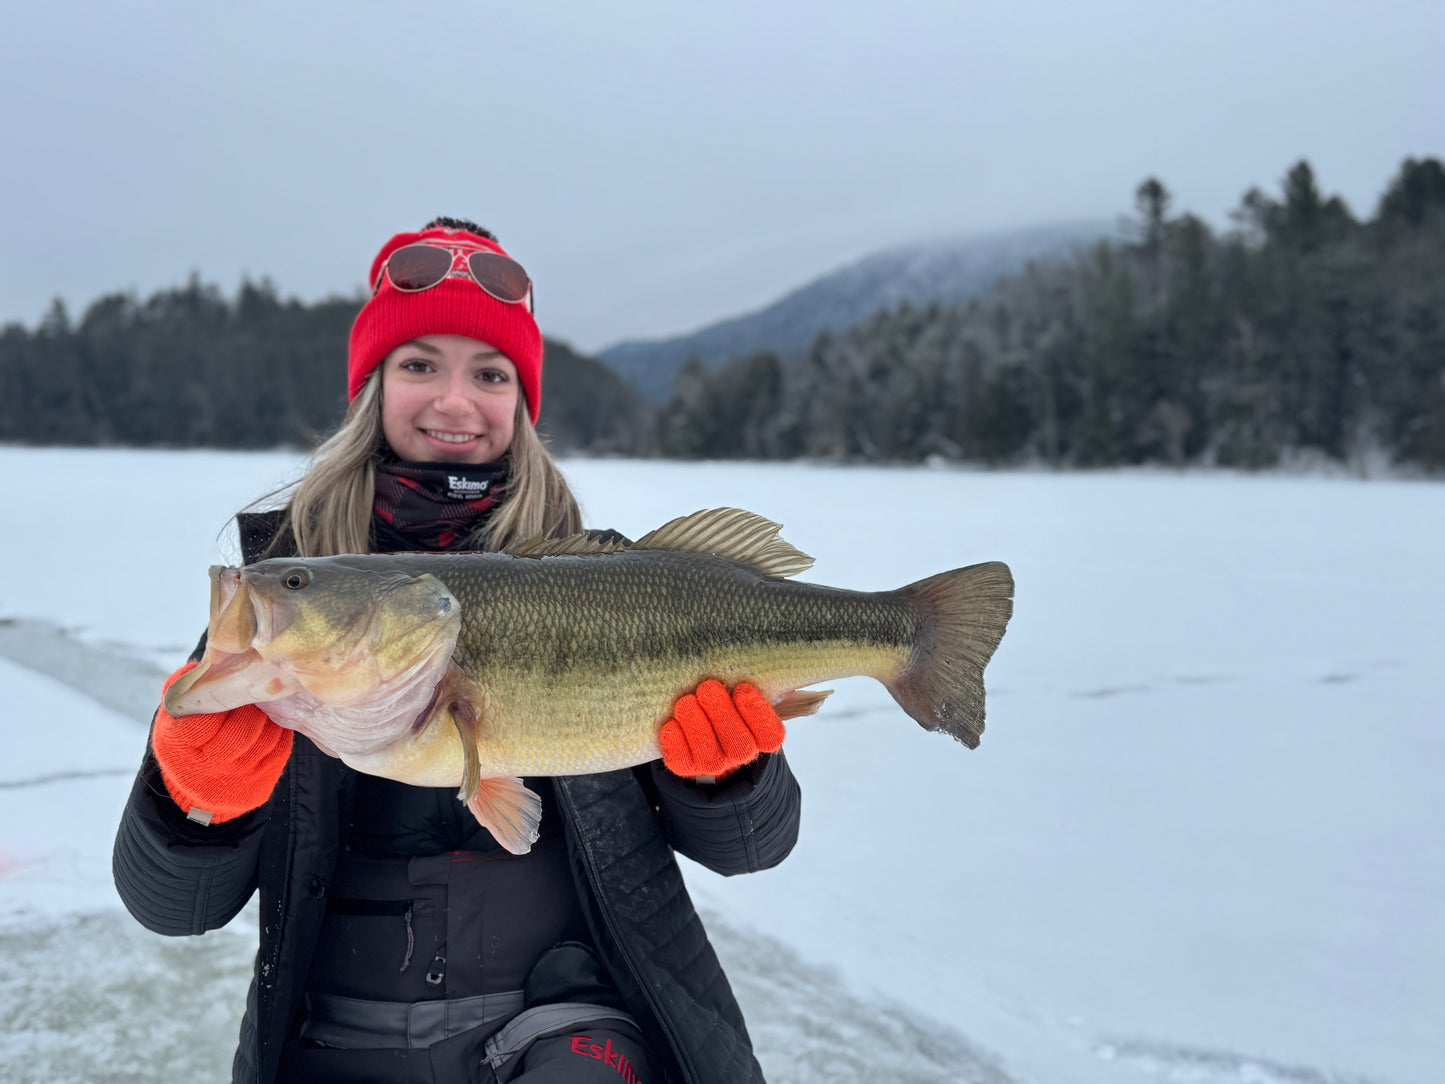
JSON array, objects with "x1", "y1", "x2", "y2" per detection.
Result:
[{"x1": 282, "y1": 568, "x2": 312, "y2": 590}]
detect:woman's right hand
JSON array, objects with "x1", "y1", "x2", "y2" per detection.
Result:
[{"x1": 151, "y1": 661, "x2": 293, "y2": 824}]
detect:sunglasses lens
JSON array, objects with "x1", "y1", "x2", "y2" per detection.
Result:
[
  {"x1": 385, "y1": 245, "x2": 453, "y2": 291},
  {"x1": 468, "y1": 251, "x2": 532, "y2": 304}
]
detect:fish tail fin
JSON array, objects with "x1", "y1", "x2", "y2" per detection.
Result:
[{"x1": 886, "y1": 561, "x2": 1014, "y2": 748}]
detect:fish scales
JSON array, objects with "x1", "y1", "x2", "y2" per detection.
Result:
[
  {"x1": 442, "y1": 551, "x2": 914, "y2": 673},
  {"x1": 374, "y1": 549, "x2": 917, "y2": 776}
]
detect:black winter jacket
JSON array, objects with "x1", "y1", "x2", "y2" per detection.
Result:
[{"x1": 112, "y1": 512, "x2": 803, "y2": 1083}]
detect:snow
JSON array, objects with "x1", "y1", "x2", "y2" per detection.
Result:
[
  {"x1": 0, "y1": 658, "x2": 138, "y2": 919},
  {"x1": 1, "y1": 447, "x2": 1441, "y2": 1083}
]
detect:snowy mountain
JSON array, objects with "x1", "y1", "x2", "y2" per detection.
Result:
[{"x1": 598, "y1": 220, "x2": 1114, "y2": 402}]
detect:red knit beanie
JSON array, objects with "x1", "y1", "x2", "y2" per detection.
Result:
[{"x1": 348, "y1": 223, "x2": 543, "y2": 423}]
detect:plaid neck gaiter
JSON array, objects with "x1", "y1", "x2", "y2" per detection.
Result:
[{"x1": 372, "y1": 458, "x2": 509, "y2": 551}]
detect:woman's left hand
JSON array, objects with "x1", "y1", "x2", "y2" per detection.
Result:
[{"x1": 660, "y1": 680, "x2": 785, "y2": 782}]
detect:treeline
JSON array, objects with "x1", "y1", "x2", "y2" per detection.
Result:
[
  {"x1": 0, "y1": 280, "x2": 650, "y2": 455},
  {"x1": 658, "y1": 157, "x2": 1445, "y2": 470},
  {"x1": 6, "y1": 157, "x2": 1443, "y2": 472}
]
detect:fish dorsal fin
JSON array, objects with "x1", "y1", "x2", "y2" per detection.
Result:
[
  {"x1": 632, "y1": 508, "x2": 814, "y2": 579},
  {"x1": 505, "y1": 530, "x2": 634, "y2": 558}
]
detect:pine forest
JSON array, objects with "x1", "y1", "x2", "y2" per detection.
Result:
[{"x1": 3, "y1": 157, "x2": 1442, "y2": 471}]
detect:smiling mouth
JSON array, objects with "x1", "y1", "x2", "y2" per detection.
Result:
[{"x1": 422, "y1": 429, "x2": 481, "y2": 444}]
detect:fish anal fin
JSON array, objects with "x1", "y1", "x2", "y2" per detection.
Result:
[
  {"x1": 464, "y1": 776, "x2": 542, "y2": 855},
  {"x1": 633, "y1": 508, "x2": 814, "y2": 579},
  {"x1": 775, "y1": 688, "x2": 833, "y2": 720}
]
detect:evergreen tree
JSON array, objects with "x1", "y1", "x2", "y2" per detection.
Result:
[{"x1": 9, "y1": 156, "x2": 1444, "y2": 474}]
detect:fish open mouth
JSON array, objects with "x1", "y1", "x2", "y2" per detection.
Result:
[
  {"x1": 209, "y1": 566, "x2": 254, "y2": 653},
  {"x1": 164, "y1": 644, "x2": 280, "y2": 716},
  {"x1": 162, "y1": 565, "x2": 295, "y2": 716}
]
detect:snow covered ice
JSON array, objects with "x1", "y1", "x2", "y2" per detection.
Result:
[{"x1": 1, "y1": 447, "x2": 1441, "y2": 1083}]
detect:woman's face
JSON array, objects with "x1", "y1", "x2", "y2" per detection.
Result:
[{"x1": 380, "y1": 334, "x2": 519, "y2": 463}]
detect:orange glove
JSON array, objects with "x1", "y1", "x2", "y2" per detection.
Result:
[
  {"x1": 151, "y1": 661, "x2": 293, "y2": 824},
  {"x1": 660, "y1": 680, "x2": 784, "y2": 782}
]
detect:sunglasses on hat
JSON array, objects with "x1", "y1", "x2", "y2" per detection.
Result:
[{"x1": 376, "y1": 243, "x2": 534, "y2": 313}]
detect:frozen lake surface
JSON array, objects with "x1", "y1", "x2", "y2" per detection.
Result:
[{"x1": 1, "y1": 447, "x2": 1440, "y2": 1083}]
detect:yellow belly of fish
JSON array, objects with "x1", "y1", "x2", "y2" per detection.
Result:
[{"x1": 343, "y1": 638, "x2": 908, "y2": 786}]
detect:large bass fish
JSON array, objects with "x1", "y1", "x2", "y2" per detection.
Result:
[{"x1": 166, "y1": 508, "x2": 1014, "y2": 853}]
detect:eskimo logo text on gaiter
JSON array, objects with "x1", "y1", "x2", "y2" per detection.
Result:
[{"x1": 447, "y1": 476, "x2": 489, "y2": 497}]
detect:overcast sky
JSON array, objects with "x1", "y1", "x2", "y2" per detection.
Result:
[{"x1": 1, "y1": 1, "x2": 1439, "y2": 352}]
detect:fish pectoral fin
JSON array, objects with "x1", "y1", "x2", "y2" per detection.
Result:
[
  {"x1": 448, "y1": 688, "x2": 484, "y2": 800},
  {"x1": 464, "y1": 776, "x2": 543, "y2": 856},
  {"x1": 775, "y1": 688, "x2": 833, "y2": 720}
]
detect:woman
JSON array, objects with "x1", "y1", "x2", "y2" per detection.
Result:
[{"x1": 112, "y1": 218, "x2": 802, "y2": 1084}]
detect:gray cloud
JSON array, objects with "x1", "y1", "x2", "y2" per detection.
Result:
[{"x1": 1, "y1": 0, "x2": 1438, "y2": 351}]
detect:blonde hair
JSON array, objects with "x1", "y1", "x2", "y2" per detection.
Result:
[{"x1": 269, "y1": 369, "x2": 581, "y2": 558}]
